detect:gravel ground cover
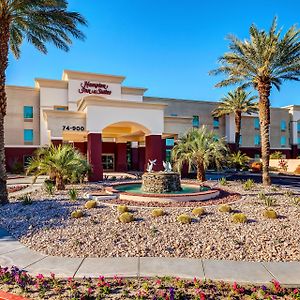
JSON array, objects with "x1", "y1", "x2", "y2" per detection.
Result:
[
  {"x1": 1, "y1": 266, "x2": 300, "y2": 299},
  {"x1": 0, "y1": 180, "x2": 300, "y2": 261}
]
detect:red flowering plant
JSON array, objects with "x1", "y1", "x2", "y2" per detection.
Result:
[{"x1": 278, "y1": 159, "x2": 288, "y2": 172}]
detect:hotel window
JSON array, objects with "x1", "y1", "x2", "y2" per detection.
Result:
[
  {"x1": 297, "y1": 122, "x2": 300, "y2": 133},
  {"x1": 170, "y1": 113, "x2": 178, "y2": 117},
  {"x1": 24, "y1": 129, "x2": 33, "y2": 144},
  {"x1": 298, "y1": 137, "x2": 300, "y2": 145},
  {"x1": 54, "y1": 106, "x2": 68, "y2": 111},
  {"x1": 280, "y1": 136, "x2": 287, "y2": 147},
  {"x1": 239, "y1": 135, "x2": 242, "y2": 146},
  {"x1": 254, "y1": 117, "x2": 260, "y2": 129},
  {"x1": 213, "y1": 117, "x2": 219, "y2": 129},
  {"x1": 166, "y1": 138, "x2": 174, "y2": 147},
  {"x1": 254, "y1": 135, "x2": 261, "y2": 146},
  {"x1": 280, "y1": 120, "x2": 287, "y2": 131},
  {"x1": 192, "y1": 115, "x2": 199, "y2": 128},
  {"x1": 23, "y1": 106, "x2": 33, "y2": 120},
  {"x1": 166, "y1": 149, "x2": 172, "y2": 162}
]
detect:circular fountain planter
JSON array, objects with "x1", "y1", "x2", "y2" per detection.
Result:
[{"x1": 142, "y1": 172, "x2": 182, "y2": 193}]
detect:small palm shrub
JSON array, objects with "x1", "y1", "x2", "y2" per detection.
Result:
[
  {"x1": 117, "y1": 205, "x2": 128, "y2": 214},
  {"x1": 232, "y1": 213, "x2": 247, "y2": 223},
  {"x1": 68, "y1": 188, "x2": 78, "y2": 201},
  {"x1": 177, "y1": 214, "x2": 192, "y2": 224},
  {"x1": 219, "y1": 177, "x2": 228, "y2": 186},
  {"x1": 243, "y1": 179, "x2": 255, "y2": 190},
  {"x1": 119, "y1": 212, "x2": 134, "y2": 223},
  {"x1": 44, "y1": 181, "x2": 55, "y2": 196},
  {"x1": 218, "y1": 204, "x2": 232, "y2": 213},
  {"x1": 192, "y1": 207, "x2": 205, "y2": 216},
  {"x1": 263, "y1": 209, "x2": 278, "y2": 219},
  {"x1": 270, "y1": 151, "x2": 283, "y2": 159},
  {"x1": 151, "y1": 208, "x2": 165, "y2": 217},
  {"x1": 85, "y1": 200, "x2": 97, "y2": 209},
  {"x1": 71, "y1": 210, "x2": 84, "y2": 218},
  {"x1": 264, "y1": 196, "x2": 277, "y2": 207},
  {"x1": 229, "y1": 151, "x2": 250, "y2": 170},
  {"x1": 20, "y1": 194, "x2": 33, "y2": 205}
]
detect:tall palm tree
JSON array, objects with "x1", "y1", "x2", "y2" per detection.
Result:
[
  {"x1": 210, "y1": 17, "x2": 300, "y2": 186},
  {"x1": 172, "y1": 126, "x2": 228, "y2": 181},
  {"x1": 0, "y1": 0, "x2": 87, "y2": 204},
  {"x1": 212, "y1": 88, "x2": 257, "y2": 151},
  {"x1": 26, "y1": 144, "x2": 91, "y2": 190}
]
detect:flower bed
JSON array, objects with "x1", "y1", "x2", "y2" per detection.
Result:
[{"x1": 0, "y1": 266, "x2": 299, "y2": 299}]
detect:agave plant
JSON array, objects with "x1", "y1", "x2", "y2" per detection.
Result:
[
  {"x1": 26, "y1": 144, "x2": 90, "y2": 190},
  {"x1": 172, "y1": 126, "x2": 229, "y2": 181}
]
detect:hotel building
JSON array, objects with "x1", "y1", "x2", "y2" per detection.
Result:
[{"x1": 4, "y1": 70, "x2": 300, "y2": 180}]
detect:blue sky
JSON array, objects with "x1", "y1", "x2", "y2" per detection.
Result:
[{"x1": 6, "y1": 0, "x2": 300, "y2": 107}]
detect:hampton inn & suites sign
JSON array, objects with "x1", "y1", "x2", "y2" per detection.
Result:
[{"x1": 78, "y1": 81, "x2": 112, "y2": 95}]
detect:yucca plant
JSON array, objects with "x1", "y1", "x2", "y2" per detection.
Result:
[
  {"x1": 172, "y1": 126, "x2": 229, "y2": 181},
  {"x1": 26, "y1": 145, "x2": 90, "y2": 190},
  {"x1": 210, "y1": 17, "x2": 300, "y2": 186},
  {"x1": 0, "y1": 0, "x2": 87, "y2": 204}
]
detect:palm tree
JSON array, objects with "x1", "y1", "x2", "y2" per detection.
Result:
[
  {"x1": 172, "y1": 126, "x2": 228, "y2": 181},
  {"x1": 212, "y1": 88, "x2": 257, "y2": 151},
  {"x1": 210, "y1": 17, "x2": 300, "y2": 186},
  {"x1": 26, "y1": 144, "x2": 90, "y2": 190},
  {"x1": 0, "y1": 0, "x2": 87, "y2": 204},
  {"x1": 229, "y1": 151, "x2": 250, "y2": 171}
]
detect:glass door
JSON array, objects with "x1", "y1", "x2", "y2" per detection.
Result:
[{"x1": 102, "y1": 154, "x2": 115, "y2": 171}]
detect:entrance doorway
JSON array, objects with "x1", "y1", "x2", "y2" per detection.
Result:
[{"x1": 102, "y1": 154, "x2": 115, "y2": 171}]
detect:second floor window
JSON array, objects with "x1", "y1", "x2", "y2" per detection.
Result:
[
  {"x1": 280, "y1": 136, "x2": 287, "y2": 147},
  {"x1": 24, "y1": 129, "x2": 33, "y2": 143},
  {"x1": 166, "y1": 138, "x2": 174, "y2": 147},
  {"x1": 297, "y1": 122, "x2": 300, "y2": 133},
  {"x1": 254, "y1": 117, "x2": 260, "y2": 129},
  {"x1": 281, "y1": 120, "x2": 287, "y2": 131},
  {"x1": 254, "y1": 135, "x2": 261, "y2": 146},
  {"x1": 213, "y1": 117, "x2": 219, "y2": 128},
  {"x1": 192, "y1": 115, "x2": 199, "y2": 128},
  {"x1": 23, "y1": 106, "x2": 33, "y2": 119}
]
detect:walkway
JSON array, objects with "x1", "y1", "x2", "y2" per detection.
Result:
[{"x1": 0, "y1": 229, "x2": 299, "y2": 287}]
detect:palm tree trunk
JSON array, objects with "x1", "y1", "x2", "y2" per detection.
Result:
[
  {"x1": 196, "y1": 161, "x2": 206, "y2": 182},
  {"x1": 55, "y1": 175, "x2": 65, "y2": 190},
  {"x1": 0, "y1": 18, "x2": 10, "y2": 204},
  {"x1": 234, "y1": 111, "x2": 242, "y2": 152},
  {"x1": 257, "y1": 81, "x2": 271, "y2": 186}
]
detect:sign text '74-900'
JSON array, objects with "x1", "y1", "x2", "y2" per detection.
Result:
[{"x1": 63, "y1": 126, "x2": 85, "y2": 131}]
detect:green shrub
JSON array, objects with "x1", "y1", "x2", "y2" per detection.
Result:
[
  {"x1": 20, "y1": 194, "x2": 33, "y2": 205},
  {"x1": 219, "y1": 177, "x2": 228, "y2": 186},
  {"x1": 85, "y1": 200, "x2": 97, "y2": 209},
  {"x1": 263, "y1": 209, "x2": 278, "y2": 219},
  {"x1": 119, "y1": 212, "x2": 134, "y2": 223},
  {"x1": 68, "y1": 188, "x2": 78, "y2": 201},
  {"x1": 151, "y1": 208, "x2": 165, "y2": 217},
  {"x1": 71, "y1": 210, "x2": 84, "y2": 218},
  {"x1": 192, "y1": 207, "x2": 205, "y2": 216},
  {"x1": 243, "y1": 179, "x2": 255, "y2": 190},
  {"x1": 264, "y1": 196, "x2": 277, "y2": 207},
  {"x1": 177, "y1": 214, "x2": 192, "y2": 224},
  {"x1": 117, "y1": 205, "x2": 128, "y2": 214},
  {"x1": 44, "y1": 181, "x2": 55, "y2": 196},
  {"x1": 232, "y1": 213, "x2": 247, "y2": 223},
  {"x1": 258, "y1": 191, "x2": 267, "y2": 201},
  {"x1": 218, "y1": 204, "x2": 232, "y2": 213},
  {"x1": 270, "y1": 151, "x2": 283, "y2": 159}
]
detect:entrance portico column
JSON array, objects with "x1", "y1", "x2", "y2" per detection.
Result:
[
  {"x1": 87, "y1": 132, "x2": 103, "y2": 181},
  {"x1": 116, "y1": 142, "x2": 127, "y2": 172},
  {"x1": 145, "y1": 135, "x2": 164, "y2": 171}
]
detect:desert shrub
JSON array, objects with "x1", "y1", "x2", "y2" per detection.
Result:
[
  {"x1": 263, "y1": 209, "x2": 278, "y2": 219},
  {"x1": 44, "y1": 181, "x2": 55, "y2": 196},
  {"x1": 177, "y1": 214, "x2": 192, "y2": 224},
  {"x1": 232, "y1": 213, "x2": 247, "y2": 223},
  {"x1": 264, "y1": 196, "x2": 277, "y2": 207},
  {"x1": 19, "y1": 194, "x2": 33, "y2": 205},
  {"x1": 71, "y1": 210, "x2": 84, "y2": 218},
  {"x1": 219, "y1": 177, "x2": 228, "y2": 186},
  {"x1": 258, "y1": 191, "x2": 266, "y2": 200},
  {"x1": 151, "y1": 208, "x2": 165, "y2": 217},
  {"x1": 192, "y1": 207, "x2": 205, "y2": 216},
  {"x1": 85, "y1": 200, "x2": 97, "y2": 209},
  {"x1": 278, "y1": 158, "x2": 288, "y2": 172},
  {"x1": 119, "y1": 212, "x2": 134, "y2": 223},
  {"x1": 294, "y1": 165, "x2": 300, "y2": 175},
  {"x1": 243, "y1": 179, "x2": 255, "y2": 190},
  {"x1": 270, "y1": 151, "x2": 283, "y2": 159},
  {"x1": 251, "y1": 161, "x2": 262, "y2": 172},
  {"x1": 68, "y1": 188, "x2": 78, "y2": 201},
  {"x1": 218, "y1": 204, "x2": 232, "y2": 213},
  {"x1": 117, "y1": 205, "x2": 128, "y2": 214}
]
